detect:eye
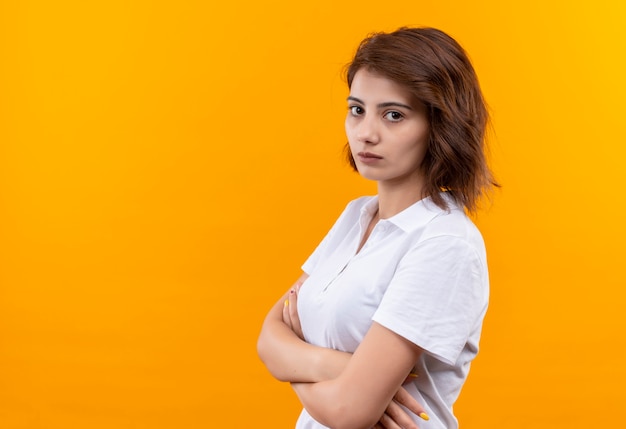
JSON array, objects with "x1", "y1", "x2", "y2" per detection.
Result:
[
  {"x1": 349, "y1": 105, "x2": 364, "y2": 116},
  {"x1": 384, "y1": 111, "x2": 404, "y2": 122}
]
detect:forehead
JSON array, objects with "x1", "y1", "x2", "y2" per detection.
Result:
[{"x1": 349, "y1": 69, "x2": 415, "y2": 104}]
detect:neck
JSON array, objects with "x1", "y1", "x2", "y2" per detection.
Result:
[{"x1": 376, "y1": 179, "x2": 427, "y2": 219}]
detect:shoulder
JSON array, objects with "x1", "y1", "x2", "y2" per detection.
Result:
[{"x1": 419, "y1": 202, "x2": 487, "y2": 261}]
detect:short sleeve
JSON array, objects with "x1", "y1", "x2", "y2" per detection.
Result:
[{"x1": 372, "y1": 235, "x2": 488, "y2": 365}]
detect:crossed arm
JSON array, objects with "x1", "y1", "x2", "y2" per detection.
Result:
[{"x1": 257, "y1": 274, "x2": 428, "y2": 429}]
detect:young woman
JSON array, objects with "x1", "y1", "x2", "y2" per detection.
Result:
[{"x1": 257, "y1": 27, "x2": 498, "y2": 429}]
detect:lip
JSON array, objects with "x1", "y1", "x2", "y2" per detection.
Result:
[{"x1": 357, "y1": 151, "x2": 383, "y2": 164}]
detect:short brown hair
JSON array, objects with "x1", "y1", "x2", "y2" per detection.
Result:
[{"x1": 345, "y1": 27, "x2": 498, "y2": 213}]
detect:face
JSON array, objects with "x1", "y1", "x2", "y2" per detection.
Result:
[{"x1": 346, "y1": 69, "x2": 429, "y2": 188}]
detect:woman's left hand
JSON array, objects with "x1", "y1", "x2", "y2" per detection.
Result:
[
  {"x1": 282, "y1": 281, "x2": 304, "y2": 340},
  {"x1": 373, "y1": 386, "x2": 427, "y2": 429}
]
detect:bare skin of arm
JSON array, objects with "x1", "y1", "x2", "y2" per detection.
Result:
[
  {"x1": 257, "y1": 274, "x2": 427, "y2": 429},
  {"x1": 291, "y1": 322, "x2": 423, "y2": 429},
  {"x1": 257, "y1": 274, "x2": 352, "y2": 382}
]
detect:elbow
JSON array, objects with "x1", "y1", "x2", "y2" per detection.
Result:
[
  {"x1": 256, "y1": 336, "x2": 290, "y2": 382},
  {"x1": 256, "y1": 335, "x2": 268, "y2": 366}
]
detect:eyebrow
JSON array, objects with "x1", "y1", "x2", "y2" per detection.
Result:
[{"x1": 347, "y1": 96, "x2": 413, "y2": 110}]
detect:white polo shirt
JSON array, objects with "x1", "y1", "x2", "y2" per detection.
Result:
[{"x1": 295, "y1": 194, "x2": 489, "y2": 429}]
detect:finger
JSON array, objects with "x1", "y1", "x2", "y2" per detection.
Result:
[
  {"x1": 282, "y1": 298, "x2": 292, "y2": 328},
  {"x1": 377, "y1": 412, "x2": 402, "y2": 429},
  {"x1": 287, "y1": 289, "x2": 296, "y2": 322},
  {"x1": 403, "y1": 371, "x2": 419, "y2": 385},
  {"x1": 288, "y1": 289, "x2": 303, "y2": 337},
  {"x1": 385, "y1": 400, "x2": 419, "y2": 429},
  {"x1": 394, "y1": 386, "x2": 429, "y2": 421}
]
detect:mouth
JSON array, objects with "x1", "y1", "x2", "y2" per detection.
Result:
[{"x1": 357, "y1": 151, "x2": 383, "y2": 159}]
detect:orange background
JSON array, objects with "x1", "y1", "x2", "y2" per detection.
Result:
[{"x1": 1, "y1": 1, "x2": 625, "y2": 428}]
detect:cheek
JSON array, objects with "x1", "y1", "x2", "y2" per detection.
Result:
[
  {"x1": 345, "y1": 126, "x2": 358, "y2": 151},
  {"x1": 344, "y1": 118, "x2": 355, "y2": 141},
  {"x1": 406, "y1": 127, "x2": 429, "y2": 155},
  {"x1": 399, "y1": 134, "x2": 429, "y2": 167}
]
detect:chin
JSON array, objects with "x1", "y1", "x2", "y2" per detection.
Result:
[{"x1": 357, "y1": 170, "x2": 384, "y2": 182}]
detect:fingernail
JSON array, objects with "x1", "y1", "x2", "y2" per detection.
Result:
[
  {"x1": 284, "y1": 299, "x2": 289, "y2": 307},
  {"x1": 419, "y1": 412, "x2": 430, "y2": 421}
]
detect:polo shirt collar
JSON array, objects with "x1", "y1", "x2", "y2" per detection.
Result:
[
  {"x1": 360, "y1": 196, "x2": 380, "y2": 218},
  {"x1": 362, "y1": 193, "x2": 455, "y2": 233},
  {"x1": 387, "y1": 197, "x2": 443, "y2": 232}
]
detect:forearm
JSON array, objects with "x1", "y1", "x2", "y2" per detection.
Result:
[
  {"x1": 291, "y1": 380, "x2": 381, "y2": 429},
  {"x1": 290, "y1": 323, "x2": 423, "y2": 429},
  {"x1": 259, "y1": 288, "x2": 426, "y2": 429},
  {"x1": 257, "y1": 297, "x2": 351, "y2": 382}
]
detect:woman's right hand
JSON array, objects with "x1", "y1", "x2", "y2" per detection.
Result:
[{"x1": 282, "y1": 280, "x2": 305, "y2": 340}]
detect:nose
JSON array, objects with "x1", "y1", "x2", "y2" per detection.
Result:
[{"x1": 355, "y1": 114, "x2": 380, "y2": 144}]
